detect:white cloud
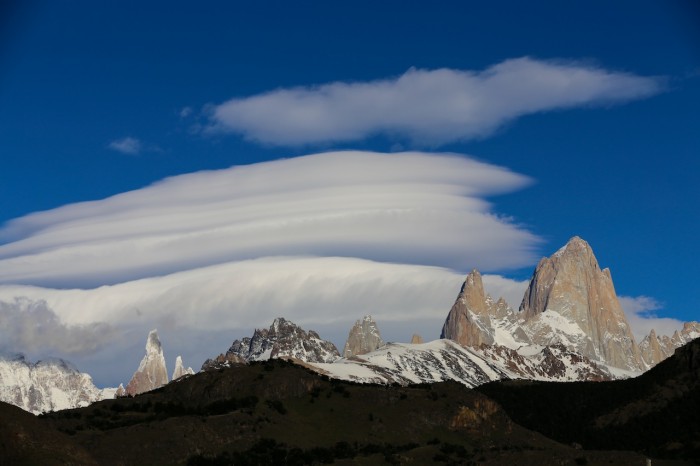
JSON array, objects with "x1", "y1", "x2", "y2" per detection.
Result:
[
  {"x1": 619, "y1": 295, "x2": 684, "y2": 341},
  {"x1": 0, "y1": 151, "x2": 539, "y2": 288},
  {"x1": 207, "y1": 57, "x2": 664, "y2": 146},
  {"x1": 108, "y1": 136, "x2": 142, "y2": 155}
]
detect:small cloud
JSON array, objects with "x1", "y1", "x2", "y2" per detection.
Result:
[
  {"x1": 179, "y1": 106, "x2": 193, "y2": 118},
  {"x1": 619, "y1": 295, "x2": 684, "y2": 341},
  {"x1": 108, "y1": 137, "x2": 142, "y2": 155},
  {"x1": 206, "y1": 57, "x2": 665, "y2": 147}
]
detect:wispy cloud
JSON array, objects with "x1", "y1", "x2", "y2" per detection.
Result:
[
  {"x1": 108, "y1": 136, "x2": 142, "y2": 155},
  {"x1": 619, "y1": 295, "x2": 683, "y2": 341},
  {"x1": 0, "y1": 151, "x2": 539, "y2": 288},
  {"x1": 179, "y1": 106, "x2": 193, "y2": 118},
  {"x1": 207, "y1": 57, "x2": 664, "y2": 146}
]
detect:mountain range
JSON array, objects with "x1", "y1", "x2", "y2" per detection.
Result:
[
  {"x1": 2, "y1": 336, "x2": 698, "y2": 464},
  {"x1": 0, "y1": 236, "x2": 697, "y2": 418}
]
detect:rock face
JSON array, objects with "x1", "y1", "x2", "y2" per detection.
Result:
[
  {"x1": 519, "y1": 236, "x2": 643, "y2": 371},
  {"x1": 440, "y1": 269, "x2": 496, "y2": 347},
  {"x1": 440, "y1": 269, "x2": 524, "y2": 349},
  {"x1": 125, "y1": 329, "x2": 169, "y2": 396},
  {"x1": 410, "y1": 334, "x2": 424, "y2": 344},
  {"x1": 218, "y1": 318, "x2": 340, "y2": 364},
  {"x1": 343, "y1": 315, "x2": 385, "y2": 357},
  {"x1": 171, "y1": 356, "x2": 195, "y2": 380},
  {"x1": 0, "y1": 354, "x2": 111, "y2": 414}
]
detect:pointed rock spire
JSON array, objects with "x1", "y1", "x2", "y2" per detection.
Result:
[
  {"x1": 518, "y1": 236, "x2": 644, "y2": 371},
  {"x1": 410, "y1": 334, "x2": 424, "y2": 344},
  {"x1": 343, "y1": 315, "x2": 385, "y2": 357},
  {"x1": 172, "y1": 355, "x2": 195, "y2": 380},
  {"x1": 440, "y1": 269, "x2": 495, "y2": 347},
  {"x1": 125, "y1": 329, "x2": 169, "y2": 396}
]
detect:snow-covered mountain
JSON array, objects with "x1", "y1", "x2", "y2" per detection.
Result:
[
  {"x1": 0, "y1": 353, "x2": 115, "y2": 415},
  {"x1": 310, "y1": 236, "x2": 696, "y2": 388},
  {"x1": 308, "y1": 339, "x2": 613, "y2": 386},
  {"x1": 441, "y1": 237, "x2": 651, "y2": 373},
  {"x1": 204, "y1": 318, "x2": 340, "y2": 369}
]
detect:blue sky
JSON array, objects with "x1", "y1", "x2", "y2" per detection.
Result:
[{"x1": 0, "y1": 1, "x2": 698, "y2": 384}]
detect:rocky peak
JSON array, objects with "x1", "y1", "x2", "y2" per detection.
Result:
[
  {"x1": 343, "y1": 315, "x2": 385, "y2": 357},
  {"x1": 518, "y1": 236, "x2": 643, "y2": 371},
  {"x1": 223, "y1": 318, "x2": 340, "y2": 364},
  {"x1": 459, "y1": 269, "x2": 489, "y2": 314},
  {"x1": 125, "y1": 329, "x2": 169, "y2": 396},
  {"x1": 410, "y1": 334, "x2": 424, "y2": 344},
  {"x1": 172, "y1": 355, "x2": 195, "y2": 380},
  {"x1": 440, "y1": 269, "x2": 496, "y2": 347}
]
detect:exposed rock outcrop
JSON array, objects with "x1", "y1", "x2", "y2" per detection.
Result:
[
  {"x1": 125, "y1": 329, "x2": 169, "y2": 396},
  {"x1": 410, "y1": 334, "x2": 424, "y2": 344},
  {"x1": 201, "y1": 353, "x2": 247, "y2": 371},
  {"x1": 343, "y1": 315, "x2": 384, "y2": 357},
  {"x1": 218, "y1": 318, "x2": 340, "y2": 364},
  {"x1": 171, "y1": 356, "x2": 195, "y2": 380}
]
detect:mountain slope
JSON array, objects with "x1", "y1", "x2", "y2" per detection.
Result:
[
  {"x1": 36, "y1": 358, "x2": 650, "y2": 466},
  {"x1": 309, "y1": 339, "x2": 611, "y2": 387},
  {"x1": 477, "y1": 337, "x2": 700, "y2": 461}
]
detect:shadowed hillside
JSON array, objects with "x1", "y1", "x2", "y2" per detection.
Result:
[
  {"x1": 478, "y1": 338, "x2": 700, "y2": 461},
  {"x1": 4, "y1": 359, "x2": 650, "y2": 465}
]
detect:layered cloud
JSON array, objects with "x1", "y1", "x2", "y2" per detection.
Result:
[
  {"x1": 208, "y1": 57, "x2": 664, "y2": 146},
  {"x1": 0, "y1": 151, "x2": 539, "y2": 288}
]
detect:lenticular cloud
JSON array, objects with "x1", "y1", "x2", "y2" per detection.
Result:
[
  {"x1": 208, "y1": 57, "x2": 663, "y2": 146},
  {"x1": 0, "y1": 151, "x2": 538, "y2": 288}
]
